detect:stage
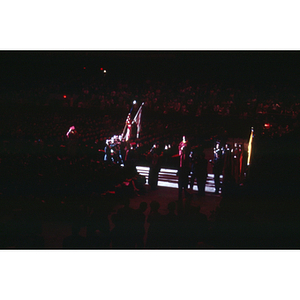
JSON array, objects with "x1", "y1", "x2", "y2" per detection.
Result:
[{"x1": 136, "y1": 166, "x2": 222, "y2": 194}]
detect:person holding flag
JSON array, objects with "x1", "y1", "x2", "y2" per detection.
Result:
[
  {"x1": 123, "y1": 113, "x2": 132, "y2": 142},
  {"x1": 104, "y1": 101, "x2": 144, "y2": 164},
  {"x1": 178, "y1": 136, "x2": 191, "y2": 199},
  {"x1": 121, "y1": 102, "x2": 144, "y2": 142}
]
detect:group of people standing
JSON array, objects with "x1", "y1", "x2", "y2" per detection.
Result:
[
  {"x1": 177, "y1": 137, "x2": 249, "y2": 198},
  {"x1": 177, "y1": 136, "x2": 209, "y2": 198},
  {"x1": 100, "y1": 126, "x2": 246, "y2": 199},
  {"x1": 144, "y1": 136, "x2": 211, "y2": 197}
]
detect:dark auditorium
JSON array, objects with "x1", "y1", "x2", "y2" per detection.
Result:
[{"x1": 1, "y1": 50, "x2": 300, "y2": 249}]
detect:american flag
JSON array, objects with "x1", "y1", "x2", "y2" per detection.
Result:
[{"x1": 133, "y1": 103, "x2": 144, "y2": 139}]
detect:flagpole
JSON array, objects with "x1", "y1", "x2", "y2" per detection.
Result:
[
  {"x1": 247, "y1": 127, "x2": 254, "y2": 166},
  {"x1": 133, "y1": 102, "x2": 144, "y2": 139},
  {"x1": 121, "y1": 113, "x2": 130, "y2": 138},
  {"x1": 120, "y1": 102, "x2": 144, "y2": 141},
  {"x1": 246, "y1": 127, "x2": 254, "y2": 181},
  {"x1": 133, "y1": 102, "x2": 144, "y2": 123}
]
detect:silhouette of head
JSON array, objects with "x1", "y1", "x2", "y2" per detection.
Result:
[
  {"x1": 167, "y1": 201, "x2": 176, "y2": 212},
  {"x1": 139, "y1": 202, "x2": 147, "y2": 212}
]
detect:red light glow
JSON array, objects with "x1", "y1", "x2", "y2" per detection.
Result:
[
  {"x1": 63, "y1": 95, "x2": 66, "y2": 98},
  {"x1": 264, "y1": 123, "x2": 271, "y2": 129}
]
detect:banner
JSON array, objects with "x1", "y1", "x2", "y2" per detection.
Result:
[
  {"x1": 133, "y1": 103, "x2": 144, "y2": 139},
  {"x1": 247, "y1": 127, "x2": 254, "y2": 166}
]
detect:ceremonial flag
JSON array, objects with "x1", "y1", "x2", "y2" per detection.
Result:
[
  {"x1": 121, "y1": 113, "x2": 131, "y2": 141},
  {"x1": 247, "y1": 127, "x2": 254, "y2": 166},
  {"x1": 120, "y1": 103, "x2": 144, "y2": 141},
  {"x1": 133, "y1": 103, "x2": 144, "y2": 139}
]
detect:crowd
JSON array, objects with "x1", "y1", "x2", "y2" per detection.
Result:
[
  {"x1": 2, "y1": 72, "x2": 300, "y2": 120},
  {"x1": 2, "y1": 73, "x2": 300, "y2": 144}
]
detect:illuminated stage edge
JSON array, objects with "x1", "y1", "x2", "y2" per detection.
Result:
[{"x1": 136, "y1": 166, "x2": 222, "y2": 194}]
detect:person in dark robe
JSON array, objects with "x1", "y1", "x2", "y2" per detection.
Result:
[
  {"x1": 178, "y1": 136, "x2": 191, "y2": 199},
  {"x1": 190, "y1": 151, "x2": 208, "y2": 196}
]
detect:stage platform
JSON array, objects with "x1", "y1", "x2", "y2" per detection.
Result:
[{"x1": 136, "y1": 166, "x2": 222, "y2": 194}]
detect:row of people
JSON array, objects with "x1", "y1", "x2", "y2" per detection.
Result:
[
  {"x1": 62, "y1": 198, "x2": 209, "y2": 249},
  {"x1": 2, "y1": 73, "x2": 300, "y2": 125}
]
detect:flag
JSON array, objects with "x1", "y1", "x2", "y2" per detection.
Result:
[
  {"x1": 120, "y1": 103, "x2": 144, "y2": 141},
  {"x1": 121, "y1": 113, "x2": 131, "y2": 141},
  {"x1": 247, "y1": 127, "x2": 254, "y2": 166},
  {"x1": 133, "y1": 103, "x2": 144, "y2": 139}
]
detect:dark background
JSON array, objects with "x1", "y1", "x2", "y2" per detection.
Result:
[{"x1": 1, "y1": 51, "x2": 300, "y2": 90}]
